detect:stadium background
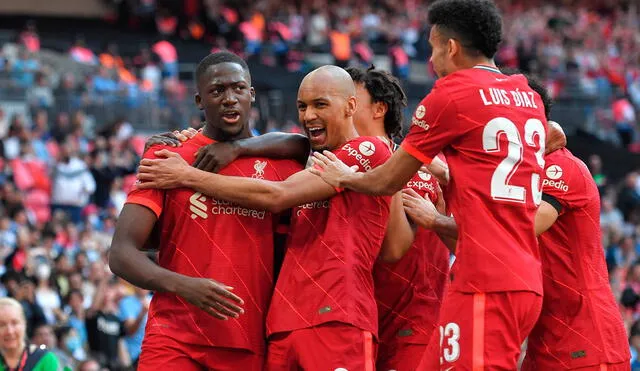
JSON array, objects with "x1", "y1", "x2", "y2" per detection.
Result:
[{"x1": 0, "y1": 0, "x2": 639, "y2": 369}]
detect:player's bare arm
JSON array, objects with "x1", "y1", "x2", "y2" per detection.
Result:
[
  {"x1": 145, "y1": 130, "x2": 310, "y2": 172},
  {"x1": 425, "y1": 156, "x2": 449, "y2": 185},
  {"x1": 193, "y1": 132, "x2": 310, "y2": 172},
  {"x1": 534, "y1": 199, "x2": 560, "y2": 235},
  {"x1": 109, "y1": 204, "x2": 245, "y2": 320},
  {"x1": 137, "y1": 149, "x2": 341, "y2": 213},
  {"x1": 379, "y1": 193, "x2": 417, "y2": 262},
  {"x1": 310, "y1": 147, "x2": 422, "y2": 195},
  {"x1": 402, "y1": 188, "x2": 458, "y2": 253}
]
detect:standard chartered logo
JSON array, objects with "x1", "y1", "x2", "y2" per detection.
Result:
[
  {"x1": 190, "y1": 192, "x2": 208, "y2": 219},
  {"x1": 188, "y1": 192, "x2": 266, "y2": 220}
]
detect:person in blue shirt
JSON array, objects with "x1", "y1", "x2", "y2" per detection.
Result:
[{"x1": 117, "y1": 285, "x2": 149, "y2": 367}]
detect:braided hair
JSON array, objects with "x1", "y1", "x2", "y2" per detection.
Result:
[{"x1": 346, "y1": 65, "x2": 408, "y2": 139}]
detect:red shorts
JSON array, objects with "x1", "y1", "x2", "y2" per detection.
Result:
[
  {"x1": 522, "y1": 361, "x2": 631, "y2": 371},
  {"x1": 376, "y1": 342, "x2": 427, "y2": 371},
  {"x1": 418, "y1": 291, "x2": 542, "y2": 370},
  {"x1": 265, "y1": 322, "x2": 376, "y2": 371},
  {"x1": 138, "y1": 330, "x2": 263, "y2": 371}
]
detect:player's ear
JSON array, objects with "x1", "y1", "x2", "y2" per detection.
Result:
[
  {"x1": 373, "y1": 101, "x2": 388, "y2": 120},
  {"x1": 250, "y1": 87, "x2": 256, "y2": 103},
  {"x1": 346, "y1": 96, "x2": 357, "y2": 117},
  {"x1": 448, "y1": 38, "x2": 459, "y2": 59},
  {"x1": 194, "y1": 93, "x2": 203, "y2": 110}
]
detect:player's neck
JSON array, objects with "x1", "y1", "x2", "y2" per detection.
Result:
[
  {"x1": 202, "y1": 123, "x2": 252, "y2": 142},
  {"x1": 357, "y1": 120, "x2": 387, "y2": 139},
  {"x1": 460, "y1": 57, "x2": 497, "y2": 71},
  {"x1": 339, "y1": 125, "x2": 360, "y2": 147}
]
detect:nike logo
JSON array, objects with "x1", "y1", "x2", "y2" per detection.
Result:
[{"x1": 444, "y1": 367, "x2": 455, "y2": 371}]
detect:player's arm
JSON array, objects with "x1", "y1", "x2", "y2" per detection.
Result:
[
  {"x1": 137, "y1": 149, "x2": 339, "y2": 213},
  {"x1": 425, "y1": 156, "x2": 449, "y2": 186},
  {"x1": 109, "y1": 204, "x2": 245, "y2": 320},
  {"x1": 535, "y1": 194, "x2": 561, "y2": 235},
  {"x1": 379, "y1": 193, "x2": 417, "y2": 262},
  {"x1": 311, "y1": 148, "x2": 423, "y2": 195},
  {"x1": 311, "y1": 89, "x2": 458, "y2": 194},
  {"x1": 194, "y1": 133, "x2": 311, "y2": 172},
  {"x1": 401, "y1": 188, "x2": 458, "y2": 254}
]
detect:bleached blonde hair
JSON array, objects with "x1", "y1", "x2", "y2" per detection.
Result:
[{"x1": 0, "y1": 297, "x2": 26, "y2": 322}]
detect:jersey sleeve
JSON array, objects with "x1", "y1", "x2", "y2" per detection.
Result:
[
  {"x1": 401, "y1": 84, "x2": 461, "y2": 164},
  {"x1": 333, "y1": 137, "x2": 391, "y2": 171},
  {"x1": 125, "y1": 145, "x2": 167, "y2": 218},
  {"x1": 541, "y1": 152, "x2": 587, "y2": 213}
]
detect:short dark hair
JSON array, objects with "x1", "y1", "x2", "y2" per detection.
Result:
[
  {"x1": 346, "y1": 65, "x2": 408, "y2": 139},
  {"x1": 428, "y1": 0, "x2": 503, "y2": 59},
  {"x1": 195, "y1": 51, "x2": 251, "y2": 84},
  {"x1": 502, "y1": 68, "x2": 553, "y2": 120}
]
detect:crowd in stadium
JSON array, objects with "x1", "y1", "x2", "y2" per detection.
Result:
[{"x1": 0, "y1": 0, "x2": 639, "y2": 370}]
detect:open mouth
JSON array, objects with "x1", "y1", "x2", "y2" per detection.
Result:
[
  {"x1": 307, "y1": 127, "x2": 326, "y2": 138},
  {"x1": 221, "y1": 111, "x2": 241, "y2": 124}
]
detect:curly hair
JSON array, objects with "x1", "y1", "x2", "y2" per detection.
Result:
[
  {"x1": 502, "y1": 68, "x2": 553, "y2": 120},
  {"x1": 346, "y1": 65, "x2": 408, "y2": 139},
  {"x1": 195, "y1": 51, "x2": 251, "y2": 85},
  {"x1": 428, "y1": 0, "x2": 503, "y2": 59}
]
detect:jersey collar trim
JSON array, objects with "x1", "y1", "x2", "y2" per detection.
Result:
[{"x1": 473, "y1": 65, "x2": 502, "y2": 74}]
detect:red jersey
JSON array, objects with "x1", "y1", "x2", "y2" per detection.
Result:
[
  {"x1": 126, "y1": 133, "x2": 301, "y2": 355},
  {"x1": 375, "y1": 170, "x2": 450, "y2": 346},
  {"x1": 401, "y1": 65, "x2": 547, "y2": 294},
  {"x1": 266, "y1": 136, "x2": 392, "y2": 337},
  {"x1": 525, "y1": 148, "x2": 630, "y2": 369}
]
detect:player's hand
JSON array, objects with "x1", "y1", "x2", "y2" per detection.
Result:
[
  {"x1": 136, "y1": 149, "x2": 191, "y2": 189},
  {"x1": 402, "y1": 188, "x2": 439, "y2": 230},
  {"x1": 434, "y1": 184, "x2": 446, "y2": 215},
  {"x1": 309, "y1": 150, "x2": 359, "y2": 188},
  {"x1": 175, "y1": 276, "x2": 245, "y2": 320},
  {"x1": 143, "y1": 128, "x2": 199, "y2": 153},
  {"x1": 545, "y1": 120, "x2": 566, "y2": 155},
  {"x1": 193, "y1": 141, "x2": 240, "y2": 173}
]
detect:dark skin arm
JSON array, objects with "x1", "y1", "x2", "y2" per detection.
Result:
[
  {"x1": 144, "y1": 129, "x2": 311, "y2": 172},
  {"x1": 109, "y1": 204, "x2": 245, "y2": 320},
  {"x1": 137, "y1": 150, "x2": 415, "y2": 262}
]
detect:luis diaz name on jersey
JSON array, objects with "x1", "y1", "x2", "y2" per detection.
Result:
[
  {"x1": 189, "y1": 192, "x2": 266, "y2": 220},
  {"x1": 542, "y1": 165, "x2": 569, "y2": 192},
  {"x1": 340, "y1": 140, "x2": 377, "y2": 171}
]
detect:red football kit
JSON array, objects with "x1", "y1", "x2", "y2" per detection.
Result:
[
  {"x1": 402, "y1": 65, "x2": 547, "y2": 370},
  {"x1": 375, "y1": 170, "x2": 450, "y2": 371},
  {"x1": 265, "y1": 136, "x2": 392, "y2": 371},
  {"x1": 522, "y1": 148, "x2": 630, "y2": 370},
  {"x1": 126, "y1": 133, "x2": 301, "y2": 370}
]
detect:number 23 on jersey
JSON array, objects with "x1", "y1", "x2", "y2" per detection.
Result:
[{"x1": 482, "y1": 117, "x2": 546, "y2": 206}]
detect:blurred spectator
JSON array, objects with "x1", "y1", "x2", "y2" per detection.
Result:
[
  {"x1": 50, "y1": 140, "x2": 96, "y2": 224},
  {"x1": 612, "y1": 89, "x2": 637, "y2": 148},
  {"x1": 34, "y1": 263, "x2": 62, "y2": 325},
  {"x1": 85, "y1": 278, "x2": 126, "y2": 370},
  {"x1": 18, "y1": 21, "x2": 40, "y2": 54},
  {"x1": 618, "y1": 172, "x2": 640, "y2": 222},
  {"x1": 26, "y1": 72, "x2": 54, "y2": 110},
  {"x1": 118, "y1": 285, "x2": 149, "y2": 367},
  {"x1": 15, "y1": 275, "x2": 46, "y2": 338},
  {"x1": 69, "y1": 37, "x2": 97, "y2": 65},
  {"x1": 10, "y1": 48, "x2": 39, "y2": 88},
  {"x1": 32, "y1": 323, "x2": 76, "y2": 370}
]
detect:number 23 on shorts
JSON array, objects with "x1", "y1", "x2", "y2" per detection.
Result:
[{"x1": 439, "y1": 322, "x2": 461, "y2": 366}]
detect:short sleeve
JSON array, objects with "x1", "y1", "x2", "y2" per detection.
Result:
[
  {"x1": 333, "y1": 137, "x2": 391, "y2": 171},
  {"x1": 125, "y1": 146, "x2": 166, "y2": 218},
  {"x1": 401, "y1": 85, "x2": 460, "y2": 165},
  {"x1": 541, "y1": 153, "x2": 585, "y2": 212}
]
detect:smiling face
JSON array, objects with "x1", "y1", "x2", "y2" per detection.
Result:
[
  {"x1": 195, "y1": 62, "x2": 255, "y2": 140},
  {"x1": 296, "y1": 69, "x2": 357, "y2": 151},
  {"x1": 0, "y1": 303, "x2": 25, "y2": 352}
]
